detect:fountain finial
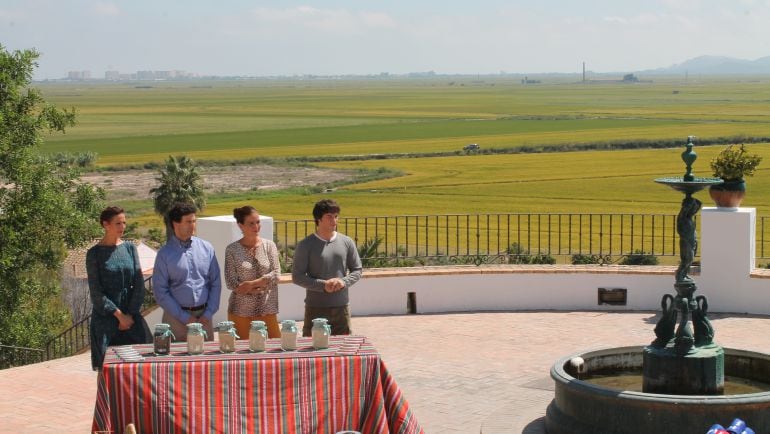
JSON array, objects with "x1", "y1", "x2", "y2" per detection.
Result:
[{"x1": 681, "y1": 136, "x2": 697, "y2": 182}]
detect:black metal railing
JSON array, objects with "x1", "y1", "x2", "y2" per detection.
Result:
[
  {"x1": 0, "y1": 317, "x2": 89, "y2": 370},
  {"x1": 44, "y1": 315, "x2": 91, "y2": 361},
  {"x1": 759, "y1": 217, "x2": 770, "y2": 265},
  {"x1": 0, "y1": 345, "x2": 45, "y2": 370},
  {"x1": 275, "y1": 213, "x2": 684, "y2": 266},
  {"x1": 0, "y1": 276, "x2": 157, "y2": 370}
]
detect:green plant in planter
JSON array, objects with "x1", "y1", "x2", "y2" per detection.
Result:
[
  {"x1": 709, "y1": 144, "x2": 762, "y2": 207},
  {"x1": 709, "y1": 144, "x2": 762, "y2": 182}
]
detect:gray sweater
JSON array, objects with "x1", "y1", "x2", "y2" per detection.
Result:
[{"x1": 291, "y1": 232, "x2": 363, "y2": 307}]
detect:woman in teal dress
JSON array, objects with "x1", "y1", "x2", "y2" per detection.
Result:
[{"x1": 87, "y1": 206, "x2": 152, "y2": 369}]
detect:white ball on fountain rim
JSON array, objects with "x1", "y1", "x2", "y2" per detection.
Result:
[{"x1": 570, "y1": 356, "x2": 587, "y2": 374}]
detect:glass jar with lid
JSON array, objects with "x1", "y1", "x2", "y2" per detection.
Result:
[
  {"x1": 217, "y1": 320, "x2": 239, "y2": 353},
  {"x1": 153, "y1": 323, "x2": 175, "y2": 355},
  {"x1": 311, "y1": 318, "x2": 331, "y2": 350},
  {"x1": 280, "y1": 320, "x2": 298, "y2": 351},
  {"x1": 186, "y1": 323, "x2": 207, "y2": 355},
  {"x1": 249, "y1": 320, "x2": 268, "y2": 352}
]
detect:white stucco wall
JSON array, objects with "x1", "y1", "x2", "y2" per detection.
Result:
[
  {"x1": 699, "y1": 207, "x2": 764, "y2": 313},
  {"x1": 274, "y1": 269, "x2": 676, "y2": 320}
]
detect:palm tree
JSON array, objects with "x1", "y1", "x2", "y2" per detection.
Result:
[{"x1": 150, "y1": 155, "x2": 206, "y2": 240}]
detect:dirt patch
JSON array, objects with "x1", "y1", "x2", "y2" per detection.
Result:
[{"x1": 81, "y1": 164, "x2": 354, "y2": 201}]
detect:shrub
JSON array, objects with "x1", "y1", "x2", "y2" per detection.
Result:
[
  {"x1": 710, "y1": 144, "x2": 762, "y2": 181},
  {"x1": 530, "y1": 253, "x2": 556, "y2": 264},
  {"x1": 506, "y1": 242, "x2": 531, "y2": 264},
  {"x1": 571, "y1": 254, "x2": 602, "y2": 265},
  {"x1": 620, "y1": 250, "x2": 659, "y2": 266},
  {"x1": 358, "y1": 237, "x2": 385, "y2": 267},
  {"x1": 506, "y1": 243, "x2": 555, "y2": 264}
]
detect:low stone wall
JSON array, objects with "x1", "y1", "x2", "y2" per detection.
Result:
[{"x1": 144, "y1": 263, "x2": 770, "y2": 326}]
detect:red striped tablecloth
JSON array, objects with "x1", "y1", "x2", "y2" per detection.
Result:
[{"x1": 92, "y1": 335, "x2": 422, "y2": 434}]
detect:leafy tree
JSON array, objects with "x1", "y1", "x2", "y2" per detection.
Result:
[
  {"x1": 0, "y1": 45, "x2": 104, "y2": 348},
  {"x1": 150, "y1": 155, "x2": 206, "y2": 240}
]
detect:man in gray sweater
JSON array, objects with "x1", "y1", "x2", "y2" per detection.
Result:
[{"x1": 292, "y1": 199, "x2": 363, "y2": 336}]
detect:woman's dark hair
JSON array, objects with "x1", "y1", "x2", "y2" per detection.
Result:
[
  {"x1": 233, "y1": 205, "x2": 258, "y2": 224},
  {"x1": 312, "y1": 199, "x2": 340, "y2": 225},
  {"x1": 168, "y1": 202, "x2": 197, "y2": 223},
  {"x1": 99, "y1": 206, "x2": 125, "y2": 225}
]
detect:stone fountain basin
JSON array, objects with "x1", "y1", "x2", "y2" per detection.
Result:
[{"x1": 546, "y1": 346, "x2": 770, "y2": 434}]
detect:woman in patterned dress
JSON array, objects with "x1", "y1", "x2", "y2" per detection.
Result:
[
  {"x1": 87, "y1": 206, "x2": 152, "y2": 370},
  {"x1": 224, "y1": 206, "x2": 282, "y2": 338}
]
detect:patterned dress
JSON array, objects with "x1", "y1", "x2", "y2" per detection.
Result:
[
  {"x1": 86, "y1": 242, "x2": 152, "y2": 369},
  {"x1": 224, "y1": 239, "x2": 281, "y2": 316}
]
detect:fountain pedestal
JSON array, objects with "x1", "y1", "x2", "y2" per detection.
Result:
[
  {"x1": 643, "y1": 344, "x2": 724, "y2": 394},
  {"x1": 643, "y1": 272, "x2": 725, "y2": 394},
  {"x1": 643, "y1": 271, "x2": 725, "y2": 394}
]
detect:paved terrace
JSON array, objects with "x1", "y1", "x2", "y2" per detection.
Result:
[{"x1": 3, "y1": 309, "x2": 770, "y2": 434}]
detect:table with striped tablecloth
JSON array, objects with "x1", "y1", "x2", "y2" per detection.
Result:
[{"x1": 92, "y1": 335, "x2": 422, "y2": 434}]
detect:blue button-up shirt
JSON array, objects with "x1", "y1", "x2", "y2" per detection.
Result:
[{"x1": 152, "y1": 235, "x2": 221, "y2": 323}]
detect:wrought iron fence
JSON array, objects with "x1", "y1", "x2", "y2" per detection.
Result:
[
  {"x1": 275, "y1": 213, "x2": 686, "y2": 267},
  {"x1": 46, "y1": 315, "x2": 91, "y2": 361},
  {"x1": 1, "y1": 276, "x2": 156, "y2": 370},
  {"x1": 0, "y1": 345, "x2": 44, "y2": 370},
  {"x1": 758, "y1": 217, "x2": 770, "y2": 266}
]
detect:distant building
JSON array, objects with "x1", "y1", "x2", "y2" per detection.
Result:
[
  {"x1": 63, "y1": 69, "x2": 194, "y2": 82},
  {"x1": 623, "y1": 73, "x2": 640, "y2": 82},
  {"x1": 67, "y1": 70, "x2": 91, "y2": 80},
  {"x1": 137, "y1": 70, "x2": 155, "y2": 80}
]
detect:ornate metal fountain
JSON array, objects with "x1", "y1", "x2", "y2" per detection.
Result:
[
  {"x1": 545, "y1": 137, "x2": 770, "y2": 434},
  {"x1": 646, "y1": 136, "x2": 725, "y2": 394}
]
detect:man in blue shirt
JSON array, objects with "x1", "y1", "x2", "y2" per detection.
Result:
[{"x1": 152, "y1": 203, "x2": 221, "y2": 341}]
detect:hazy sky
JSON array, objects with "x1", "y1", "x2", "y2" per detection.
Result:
[{"x1": 3, "y1": 0, "x2": 770, "y2": 79}]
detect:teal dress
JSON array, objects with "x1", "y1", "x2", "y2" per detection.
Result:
[{"x1": 86, "y1": 242, "x2": 152, "y2": 369}]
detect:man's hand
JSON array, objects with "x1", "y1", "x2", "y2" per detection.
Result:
[{"x1": 323, "y1": 278, "x2": 345, "y2": 293}]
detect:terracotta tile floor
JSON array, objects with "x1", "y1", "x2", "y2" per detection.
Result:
[{"x1": 2, "y1": 311, "x2": 770, "y2": 434}]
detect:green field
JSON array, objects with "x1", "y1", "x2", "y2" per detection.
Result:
[
  {"x1": 37, "y1": 77, "x2": 770, "y2": 227},
  {"x1": 196, "y1": 146, "x2": 770, "y2": 217}
]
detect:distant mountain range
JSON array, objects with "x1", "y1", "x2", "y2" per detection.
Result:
[{"x1": 644, "y1": 55, "x2": 770, "y2": 75}]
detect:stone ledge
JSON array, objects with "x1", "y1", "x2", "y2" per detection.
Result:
[
  {"x1": 278, "y1": 264, "x2": 770, "y2": 282},
  {"x1": 750, "y1": 268, "x2": 770, "y2": 279},
  {"x1": 278, "y1": 264, "x2": 679, "y2": 283}
]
